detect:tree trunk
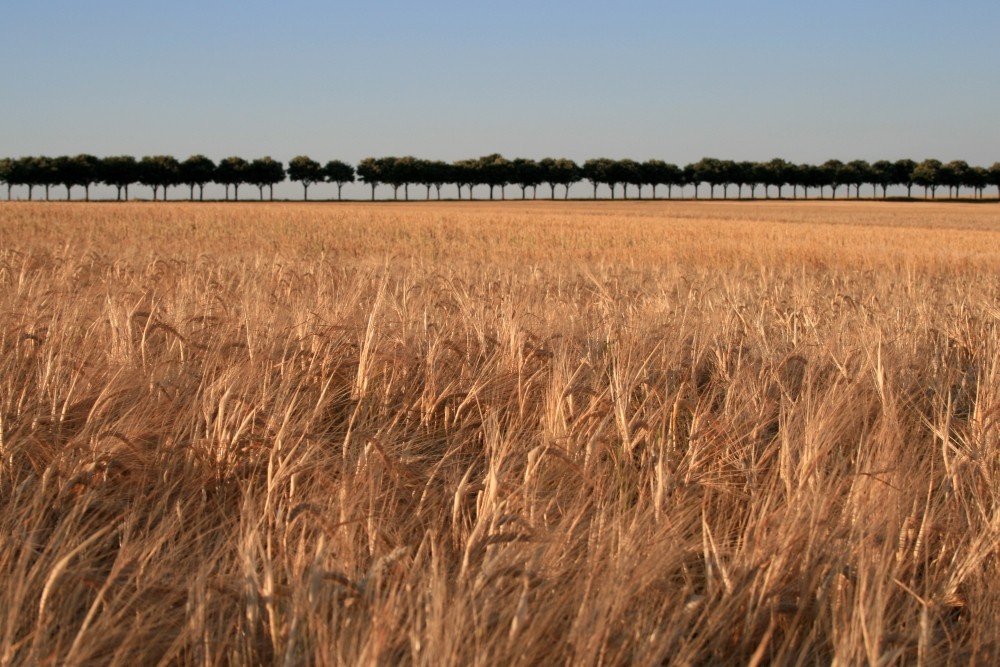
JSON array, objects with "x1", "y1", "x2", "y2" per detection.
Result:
[
  {"x1": 233, "y1": 184, "x2": 239, "y2": 201},
  {"x1": 371, "y1": 184, "x2": 376, "y2": 201},
  {"x1": 550, "y1": 183, "x2": 556, "y2": 199},
  {"x1": 593, "y1": 183, "x2": 598, "y2": 199},
  {"x1": 339, "y1": 184, "x2": 344, "y2": 201},
  {"x1": 66, "y1": 185, "x2": 72, "y2": 200},
  {"x1": 404, "y1": 183, "x2": 409, "y2": 200},
  {"x1": 45, "y1": 185, "x2": 51, "y2": 201},
  {"x1": 259, "y1": 185, "x2": 265, "y2": 200},
  {"x1": 693, "y1": 184, "x2": 698, "y2": 200},
  {"x1": 189, "y1": 184, "x2": 195, "y2": 201},
  {"x1": 199, "y1": 184, "x2": 205, "y2": 201},
  {"x1": 652, "y1": 184, "x2": 658, "y2": 199},
  {"x1": 270, "y1": 184, "x2": 275, "y2": 201},
  {"x1": 125, "y1": 184, "x2": 130, "y2": 200},
  {"x1": 564, "y1": 184, "x2": 569, "y2": 200},
  {"x1": 28, "y1": 185, "x2": 34, "y2": 201}
]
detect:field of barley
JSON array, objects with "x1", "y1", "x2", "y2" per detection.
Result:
[{"x1": 2, "y1": 200, "x2": 1000, "y2": 666}]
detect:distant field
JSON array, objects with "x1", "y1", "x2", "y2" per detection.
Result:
[{"x1": 2, "y1": 201, "x2": 999, "y2": 664}]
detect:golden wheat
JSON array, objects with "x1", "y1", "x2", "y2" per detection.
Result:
[{"x1": 1, "y1": 200, "x2": 999, "y2": 665}]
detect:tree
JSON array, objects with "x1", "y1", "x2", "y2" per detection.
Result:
[
  {"x1": 356, "y1": 157, "x2": 381, "y2": 200},
  {"x1": 511, "y1": 158, "x2": 542, "y2": 199},
  {"x1": 54, "y1": 155, "x2": 84, "y2": 200},
  {"x1": 550, "y1": 159, "x2": 580, "y2": 199},
  {"x1": 940, "y1": 160, "x2": 970, "y2": 199},
  {"x1": 431, "y1": 161, "x2": 454, "y2": 200},
  {"x1": 763, "y1": 158, "x2": 793, "y2": 198},
  {"x1": 820, "y1": 160, "x2": 844, "y2": 199},
  {"x1": 286, "y1": 155, "x2": 323, "y2": 201},
  {"x1": 689, "y1": 158, "x2": 724, "y2": 199},
  {"x1": 641, "y1": 160, "x2": 666, "y2": 199},
  {"x1": 734, "y1": 161, "x2": 755, "y2": 199},
  {"x1": 324, "y1": 160, "x2": 355, "y2": 201},
  {"x1": 477, "y1": 154, "x2": 511, "y2": 200},
  {"x1": 612, "y1": 159, "x2": 641, "y2": 199},
  {"x1": 393, "y1": 156, "x2": 420, "y2": 200},
  {"x1": 33, "y1": 156, "x2": 58, "y2": 200},
  {"x1": 893, "y1": 159, "x2": 917, "y2": 198},
  {"x1": 717, "y1": 160, "x2": 738, "y2": 199},
  {"x1": 843, "y1": 160, "x2": 872, "y2": 199},
  {"x1": 216, "y1": 156, "x2": 249, "y2": 201},
  {"x1": 660, "y1": 162, "x2": 683, "y2": 199},
  {"x1": 967, "y1": 166, "x2": 988, "y2": 199},
  {"x1": 139, "y1": 155, "x2": 181, "y2": 201},
  {"x1": 990, "y1": 163, "x2": 1000, "y2": 198},
  {"x1": 452, "y1": 159, "x2": 478, "y2": 199},
  {"x1": 52, "y1": 155, "x2": 96, "y2": 201},
  {"x1": 538, "y1": 158, "x2": 558, "y2": 199},
  {"x1": 10, "y1": 157, "x2": 39, "y2": 200},
  {"x1": 785, "y1": 163, "x2": 806, "y2": 199},
  {"x1": 180, "y1": 155, "x2": 216, "y2": 201},
  {"x1": 683, "y1": 162, "x2": 700, "y2": 199},
  {"x1": 797, "y1": 163, "x2": 821, "y2": 199},
  {"x1": 101, "y1": 155, "x2": 139, "y2": 201},
  {"x1": 912, "y1": 159, "x2": 942, "y2": 198},
  {"x1": 871, "y1": 160, "x2": 894, "y2": 198},
  {"x1": 411, "y1": 159, "x2": 434, "y2": 199},
  {"x1": 373, "y1": 157, "x2": 404, "y2": 199},
  {"x1": 73, "y1": 154, "x2": 101, "y2": 201},
  {"x1": 248, "y1": 157, "x2": 285, "y2": 200},
  {"x1": 582, "y1": 158, "x2": 613, "y2": 199}
]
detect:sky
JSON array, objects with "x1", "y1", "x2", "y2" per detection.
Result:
[{"x1": 2, "y1": 0, "x2": 998, "y2": 199}]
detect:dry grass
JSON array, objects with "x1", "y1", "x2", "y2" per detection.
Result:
[{"x1": 1, "y1": 200, "x2": 1000, "y2": 665}]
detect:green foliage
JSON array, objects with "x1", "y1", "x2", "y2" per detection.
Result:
[
  {"x1": 324, "y1": 160, "x2": 355, "y2": 200},
  {"x1": 138, "y1": 155, "x2": 181, "y2": 201},
  {"x1": 180, "y1": 155, "x2": 216, "y2": 201},
  {"x1": 1, "y1": 152, "x2": 998, "y2": 201},
  {"x1": 287, "y1": 155, "x2": 323, "y2": 200},
  {"x1": 247, "y1": 157, "x2": 285, "y2": 200}
]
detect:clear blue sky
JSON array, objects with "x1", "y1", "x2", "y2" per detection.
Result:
[{"x1": 2, "y1": 0, "x2": 998, "y2": 198}]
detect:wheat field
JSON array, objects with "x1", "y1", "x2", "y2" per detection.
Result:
[{"x1": 1, "y1": 200, "x2": 1000, "y2": 665}]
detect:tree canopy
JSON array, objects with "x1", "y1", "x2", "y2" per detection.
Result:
[{"x1": 1, "y1": 152, "x2": 998, "y2": 201}]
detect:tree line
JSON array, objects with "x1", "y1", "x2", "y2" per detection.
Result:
[{"x1": 2, "y1": 153, "x2": 999, "y2": 202}]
